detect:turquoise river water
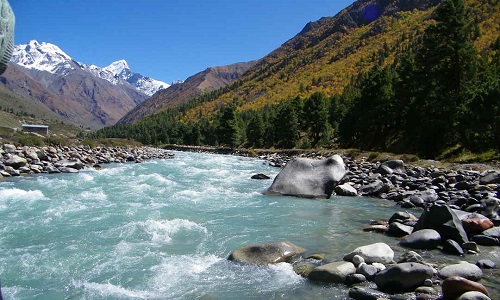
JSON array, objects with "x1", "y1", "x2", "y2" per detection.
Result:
[{"x1": 0, "y1": 151, "x2": 498, "y2": 299}]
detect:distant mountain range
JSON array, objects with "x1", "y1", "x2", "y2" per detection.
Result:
[
  {"x1": 12, "y1": 40, "x2": 170, "y2": 96},
  {"x1": 0, "y1": 40, "x2": 255, "y2": 129},
  {"x1": 0, "y1": 40, "x2": 170, "y2": 129}
]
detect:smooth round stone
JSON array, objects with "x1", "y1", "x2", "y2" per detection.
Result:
[{"x1": 438, "y1": 261, "x2": 483, "y2": 281}]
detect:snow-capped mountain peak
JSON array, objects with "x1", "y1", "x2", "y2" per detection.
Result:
[
  {"x1": 12, "y1": 40, "x2": 74, "y2": 75},
  {"x1": 103, "y1": 59, "x2": 131, "y2": 77},
  {"x1": 11, "y1": 40, "x2": 170, "y2": 96}
]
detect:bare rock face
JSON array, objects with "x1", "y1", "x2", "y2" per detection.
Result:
[
  {"x1": 227, "y1": 241, "x2": 306, "y2": 266},
  {"x1": 265, "y1": 155, "x2": 346, "y2": 199}
]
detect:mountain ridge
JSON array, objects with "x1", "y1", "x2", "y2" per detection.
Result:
[{"x1": 118, "y1": 61, "x2": 257, "y2": 124}]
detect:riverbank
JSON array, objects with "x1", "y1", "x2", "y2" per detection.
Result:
[
  {"x1": 0, "y1": 144, "x2": 173, "y2": 178},
  {"x1": 165, "y1": 144, "x2": 500, "y2": 218}
]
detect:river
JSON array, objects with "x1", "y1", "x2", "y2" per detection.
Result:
[{"x1": 0, "y1": 151, "x2": 498, "y2": 299}]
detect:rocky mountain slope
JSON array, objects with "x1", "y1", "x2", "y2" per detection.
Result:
[
  {"x1": 118, "y1": 61, "x2": 257, "y2": 124},
  {"x1": 169, "y1": 0, "x2": 497, "y2": 121},
  {"x1": 1, "y1": 40, "x2": 169, "y2": 129}
]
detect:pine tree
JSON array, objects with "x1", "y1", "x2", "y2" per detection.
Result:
[
  {"x1": 302, "y1": 92, "x2": 330, "y2": 146},
  {"x1": 411, "y1": 0, "x2": 477, "y2": 156}
]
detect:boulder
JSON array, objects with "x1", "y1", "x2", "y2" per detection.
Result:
[
  {"x1": 3, "y1": 144, "x2": 16, "y2": 153},
  {"x1": 348, "y1": 287, "x2": 392, "y2": 300},
  {"x1": 476, "y1": 260, "x2": 496, "y2": 269},
  {"x1": 359, "y1": 180, "x2": 391, "y2": 197},
  {"x1": 375, "y1": 160, "x2": 405, "y2": 175},
  {"x1": 397, "y1": 251, "x2": 425, "y2": 264},
  {"x1": 343, "y1": 242, "x2": 394, "y2": 264},
  {"x1": 251, "y1": 173, "x2": 271, "y2": 180},
  {"x1": 442, "y1": 239, "x2": 464, "y2": 256},
  {"x1": 481, "y1": 226, "x2": 500, "y2": 238},
  {"x1": 479, "y1": 197, "x2": 499, "y2": 219},
  {"x1": 399, "y1": 229, "x2": 441, "y2": 250},
  {"x1": 442, "y1": 276, "x2": 489, "y2": 300},
  {"x1": 373, "y1": 262, "x2": 434, "y2": 293},
  {"x1": 3, "y1": 155, "x2": 28, "y2": 168},
  {"x1": 471, "y1": 235, "x2": 500, "y2": 246},
  {"x1": 462, "y1": 218, "x2": 494, "y2": 236},
  {"x1": 228, "y1": 241, "x2": 306, "y2": 266},
  {"x1": 265, "y1": 156, "x2": 346, "y2": 198},
  {"x1": 479, "y1": 170, "x2": 500, "y2": 185},
  {"x1": 389, "y1": 211, "x2": 418, "y2": 224},
  {"x1": 345, "y1": 274, "x2": 367, "y2": 286},
  {"x1": 458, "y1": 291, "x2": 491, "y2": 300},
  {"x1": 356, "y1": 263, "x2": 378, "y2": 280},
  {"x1": 438, "y1": 261, "x2": 483, "y2": 281},
  {"x1": 413, "y1": 203, "x2": 469, "y2": 245},
  {"x1": 334, "y1": 183, "x2": 357, "y2": 196},
  {"x1": 55, "y1": 159, "x2": 85, "y2": 170},
  {"x1": 293, "y1": 262, "x2": 317, "y2": 278},
  {"x1": 388, "y1": 222, "x2": 413, "y2": 237},
  {"x1": 308, "y1": 261, "x2": 356, "y2": 283}
]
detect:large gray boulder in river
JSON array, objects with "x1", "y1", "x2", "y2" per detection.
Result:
[
  {"x1": 265, "y1": 155, "x2": 346, "y2": 198},
  {"x1": 228, "y1": 241, "x2": 306, "y2": 266}
]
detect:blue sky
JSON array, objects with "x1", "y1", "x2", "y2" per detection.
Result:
[{"x1": 12, "y1": 0, "x2": 354, "y2": 84}]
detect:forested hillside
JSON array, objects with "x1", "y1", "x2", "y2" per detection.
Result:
[{"x1": 90, "y1": 0, "x2": 499, "y2": 159}]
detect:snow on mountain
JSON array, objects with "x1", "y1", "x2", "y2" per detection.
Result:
[
  {"x1": 11, "y1": 40, "x2": 170, "y2": 96},
  {"x1": 12, "y1": 40, "x2": 75, "y2": 75}
]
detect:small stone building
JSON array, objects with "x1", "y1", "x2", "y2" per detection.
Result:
[{"x1": 22, "y1": 124, "x2": 49, "y2": 135}]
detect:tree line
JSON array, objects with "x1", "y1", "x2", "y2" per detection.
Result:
[{"x1": 88, "y1": 0, "x2": 499, "y2": 158}]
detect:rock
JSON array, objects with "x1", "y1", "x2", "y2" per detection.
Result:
[
  {"x1": 415, "y1": 286, "x2": 439, "y2": 296},
  {"x1": 357, "y1": 263, "x2": 378, "y2": 280},
  {"x1": 481, "y1": 226, "x2": 500, "y2": 238},
  {"x1": 334, "y1": 183, "x2": 358, "y2": 196},
  {"x1": 399, "y1": 229, "x2": 441, "y2": 250},
  {"x1": 348, "y1": 286, "x2": 391, "y2": 300},
  {"x1": 3, "y1": 166, "x2": 19, "y2": 176},
  {"x1": 308, "y1": 261, "x2": 356, "y2": 283},
  {"x1": 293, "y1": 262, "x2": 316, "y2": 278},
  {"x1": 471, "y1": 235, "x2": 500, "y2": 246},
  {"x1": 476, "y1": 260, "x2": 496, "y2": 269},
  {"x1": 227, "y1": 241, "x2": 306, "y2": 265},
  {"x1": 251, "y1": 173, "x2": 270, "y2": 180},
  {"x1": 442, "y1": 239, "x2": 465, "y2": 256},
  {"x1": 345, "y1": 274, "x2": 367, "y2": 286},
  {"x1": 480, "y1": 197, "x2": 499, "y2": 219},
  {"x1": 462, "y1": 218, "x2": 494, "y2": 236},
  {"x1": 375, "y1": 160, "x2": 405, "y2": 175},
  {"x1": 265, "y1": 156, "x2": 346, "y2": 198},
  {"x1": 3, "y1": 155, "x2": 28, "y2": 168},
  {"x1": 363, "y1": 225, "x2": 388, "y2": 233},
  {"x1": 55, "y1": 159, "x2": 85, "y2": 170},
  {"x1": 388, "y1": 222, "x2": 413, "y2": 237},
  {"x1": 398, "y1": 251, "x2": 425, "y2": 264},
  {"x1": 389, "y1": 211, "x2": 418, "y2": 224},
  {"x1": 343, "y1": 242, "x2": 394, "y2": 264},
  {"x1": 438, "y1": 262, "x2": 483, "y2": 281},
  {"x1": 3, "y1": 144, "x2": 16, "y2": 153},
  {"x1": 442, "y1": 276, "x2": 489, "y2": 300},
  {"x1": 372, "y1": 262, "x2": 386, "y2": 272},
  {"x1": 458, "y1": 291, "x2": 491, "y2": 300},
  {"x1": 352, "y1": 254, "x2": 365, "y2": 267},
  {"x1": 479, "y1": 170, "x2": 500, "y2": 185},
  {"x1": 58, "y1": 167, "x2": 79, "y2": 173},
  {"x1": 373, "y1": 262, "x2": 434, "y2": 293},
  {"x1": 413, "y1": 203, "x2": 469, "y2": 245},
  {"x1": 462, "y1": 241, "x2": 480, "y2": 253},
  {"x1": 359, "y1": 180, "x2": 391, "y2": 197}
]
